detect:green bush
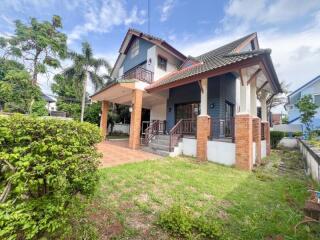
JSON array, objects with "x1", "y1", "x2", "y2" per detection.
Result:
[
  {"x1": 158, "y1": 204, "x2": 221, "y2": 239},
  {"x1": 0, "y1": 114, "x2": 101, "y2": 239},
  {"x1": 270, "y1": 131, "x2": 286, "y2": 149}
]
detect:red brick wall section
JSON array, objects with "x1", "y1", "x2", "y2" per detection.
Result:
[
  {"x1": 252, "y1": 117, "x2": 261, "y2": 165},
  {"x1": 196, "y1": 115, "x2": 211, "y2": 161},
  {"x1": 129, "y1": 90, "x2": 143, "y2": 150},
  {"x1": 262, "y1": 121, "x2": 271, "y2": 156},
  {"x1": 235, "y1": 114, "x2": 253, "y2": 171},
  {"x1": 100, "y1": 100, "x2": 109, "y2": 139}
]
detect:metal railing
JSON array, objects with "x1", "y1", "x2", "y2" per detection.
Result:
[
  {"x1": 169, "y1": 119, "x2": 196, "y2": 151},
  {"x1": 144, "y1": 120, "x2": 166, "y2": 145},
  {"x1": 211, "y1": 117, "x2": 235, "y2": 142},
  {"x1": 121, "y1": 66, "x2": 153, "y2": 84}
]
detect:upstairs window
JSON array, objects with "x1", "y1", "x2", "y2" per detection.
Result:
[
  {"x1": 158, "y1": 55, "x2": 167, "y2": 71},
  {"x1": 314, "y1": 94, "x2": 320, "y2": 106},
  {"x1": 131, "y1": 39, "x2": 139, "y2": 58},
  {"x1": 250, "y1": 40, "x2": 256, "y2": 50}
]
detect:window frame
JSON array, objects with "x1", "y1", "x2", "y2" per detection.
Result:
[
  {"x1": 130, "y1": 39, "x2": 139, "y2": 58},
  {"x1": 157, "y1": 55, "x2": 167, "y2": 71},
  {"x1": 314, "y1": 94, "x2": 320, "y2": 106}
]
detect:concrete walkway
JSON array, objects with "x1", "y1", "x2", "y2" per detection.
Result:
[{"x1": 97, "y1": 140, "x2": 161, "y2": 168}]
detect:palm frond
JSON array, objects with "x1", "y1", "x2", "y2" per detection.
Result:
[
  {"x1": 82, "y1": 41, "x2": 93, "y2": 62},
  {"x1": 89, "y1": 71, "x2": 105, "y2": 91}
]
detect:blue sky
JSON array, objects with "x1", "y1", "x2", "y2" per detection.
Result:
[{"x1": 1, "y1": 0, "x2": 320, "y2": 105}]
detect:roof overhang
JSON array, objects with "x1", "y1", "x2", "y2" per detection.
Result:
[{"x1": 146, "y1": 52, "x2": 282, "y2": 95}]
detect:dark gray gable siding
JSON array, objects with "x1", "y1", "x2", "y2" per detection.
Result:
[{"x1": 121, "y1": 38, "x2": 154, "y2": 73}]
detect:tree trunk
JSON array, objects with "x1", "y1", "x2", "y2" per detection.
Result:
[
  {"x1": 80, "y1": 71, "x2": 88, "y2": 122},
  {"x1": 32, "y1": 50, "x2": 41, "y2": 85}
]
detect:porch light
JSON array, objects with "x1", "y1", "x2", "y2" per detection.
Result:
[{"x1": 129, "y1": 106, "x2": 133, "y2": 113}]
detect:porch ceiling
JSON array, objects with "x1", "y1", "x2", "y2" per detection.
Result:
[
  {"x1": 91, "y1": 82, "x2": 168, "y2": 109},
  {"x1": 242, "y1": 64, "x2": 273, "y2": 93}
]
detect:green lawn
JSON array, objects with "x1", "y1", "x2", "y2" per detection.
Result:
[{"x1": 83, "y1": 149, "x2": 319, "y2": 240}]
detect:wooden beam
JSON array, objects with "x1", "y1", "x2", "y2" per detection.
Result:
[
  {"x1": 256, "y1": 81, "x2": 268, "y2": 94},
  {"x1": 246, "y1": 68, "x2": 261, "y2": 85},
  {"x1": 198, "y1": 80, "x2": 204, "y2": 93},
  {"x1": 266, "y1": 93, "x2": 276, "y2": 105},
  {"x1": 239, "y1": 68, "x2": 244, "y2": 85}
]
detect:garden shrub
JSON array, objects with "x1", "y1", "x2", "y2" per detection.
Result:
[
  {"x1": 270, "y1": 131, "x2": 286, "y2": 149},
  {"x1": 0, "y1": 114, "x2": 101, "y2": 239},
  {"x1": 158, "y1": 204, "x2": 221, "y2": 239}
]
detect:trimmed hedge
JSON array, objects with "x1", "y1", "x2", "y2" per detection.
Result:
[
  {"x1": 0, "y1": 115, "x2": 101, "y2": 239},
  {"x1": 270, "y1": 131, "x2": 302, "y2": 149}
]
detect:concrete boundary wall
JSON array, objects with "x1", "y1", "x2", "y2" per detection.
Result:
[
  {"x1": 298, "y1": 139, "x2": 320, "y2": 183},
  {"x1": 261, "y1": 140, "x2": 267, "y2": 158}
]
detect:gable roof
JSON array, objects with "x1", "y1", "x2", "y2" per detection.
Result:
[
  {"x1": 288, "y1": 75, "x2": 320, "y2": 97},
  {"x1": 146, "y1": 33, "x2": 281, "y2": 93},
  {"x1": 42, "y1": 93, "x2": 55, "y2": 103},
  {"x1": 110, "y1": 29, "x2": 187, "y2": 78}
]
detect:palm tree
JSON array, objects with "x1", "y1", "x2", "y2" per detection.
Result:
[{"x1": 64, "y1": 42, "x2": 111, "y2": 122}]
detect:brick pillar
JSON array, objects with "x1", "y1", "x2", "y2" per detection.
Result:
[
  {"x1": 262, "y1": 121, "x2": 271, "y2": 156},
  {"x1": 100, "y1": 100, "x2": 109, "y2": 140},
  {"x1": 196, "y1": 115, "x2": 211, "y2": 161},
  {"x1": 252, "y1": 117, "x2": 261, "y2": 165},
  {"x1": 235, "y1": 114, "x2": 253, "y2": 170},
  {"x1": 129, "y1": 89, "x2": 143, "y2": 150}
]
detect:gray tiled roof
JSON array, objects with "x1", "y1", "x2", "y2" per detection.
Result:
[{"x1": 147, "y1": 33, "x2": 270, "y2": 90}]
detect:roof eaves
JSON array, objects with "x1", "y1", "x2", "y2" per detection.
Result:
[{"x1": 287, "y1": 75, "x2": 320, "y2": 97}]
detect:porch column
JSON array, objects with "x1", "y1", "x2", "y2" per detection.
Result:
[
  {"x1": 197, "y1": 78, "x2": 210, "y2": 161},
  {"x1": 250, "y1": 78, "x2": 257, "y2": 116},
  {"x1": 100, "y1": 100, "x2": 109, "y2": 140},
  {"x1": 262, "y1": 121, "x2": 271, "y2": 156},
  {"x1": 235, "y1": 114, "x2": 253, "y2": 170},
  {"x1": 235, "y1": 69, "x2": 253, "y2": 170},
  {"x1": 252, "y1": 117, "x2": 261, "y2": 165},
  {"x1": 129, "y1": 89, "x2": 143, "y2": 150},
  {"x1": 260, "y1": 90, "x2": 268, "y2": 122}
]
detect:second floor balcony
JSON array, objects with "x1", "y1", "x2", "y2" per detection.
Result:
[{"x1": 120, "y1": 66, "x2": 154, "y2": 84}]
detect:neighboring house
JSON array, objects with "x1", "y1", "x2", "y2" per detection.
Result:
[
  {"x1": 271, "y1": 113, "x2": 282, "y2": 126},
  {"x1": 42, "y1": 93, "x2": 57, "y2": 112},
  {"x1": 286, "y1": 75, "x2": 320, "y2": 130},
  {"x1": 92, "y1": 29, "x2": 281, "y2": 171}
]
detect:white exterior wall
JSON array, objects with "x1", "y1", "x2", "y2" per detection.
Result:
[
  {"x1": 108, "y1": 123, "x2": 130, "y2": 134},
  {"x1": 261, "y1": 140, "x2": 267, "y2": 158},
  {"x1": 207, "y1": 141, "x2": 236, "y2": 166},
  {"x1": 150, "y1": 103, "x2": 167, "y2": 121},
  {"x1": 182, "y1": 138, "x2": 197, "y2": 157},
  {"x1": 253, "y1": 142, "x2": 256, "y2": 165},
  {"x1": 152, "y1": 46, "x2": 179, "y2": 81},
  {"x1": 298, "y1": 140, "x2": 320, "y2": 183}
]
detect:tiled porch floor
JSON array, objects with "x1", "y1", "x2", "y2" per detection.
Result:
[{"x1": 96, "y1": 140, "x2": 161, "y2": 168}]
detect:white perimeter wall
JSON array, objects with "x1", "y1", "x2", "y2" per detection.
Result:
[
  {"x1": 150, "y1": 103, "x2": 167, "y2": 121},
  {"x1": 253, "y1": 142, "x2": 256, "y2": 165},
  {"x1": 108, "y1": 123, "x2": 130, "y2": 134},
  {"x1": 182, "y1": 138, "x2": 197, "y2": 157},
  {"x1": 207, "y1": 141, "x2": 236, "y2": 166},
  {"x1": 298, "y1": 140, "x2": 320, "y2": 182},
  {"x1": 261, "y1": 140, "x2": 267, "y2": 158}
]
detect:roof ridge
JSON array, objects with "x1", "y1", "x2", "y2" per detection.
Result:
[
  {"x1": 224, "y1": 48, "x2": 271, "y2": 57},
  {"x1": 196, "y1": 32, "x2": 257, "y2": 59}
]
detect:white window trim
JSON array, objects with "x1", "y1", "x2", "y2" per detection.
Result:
[{"x1": 131, "y1": 40, "x2": 139, "y2": 58}]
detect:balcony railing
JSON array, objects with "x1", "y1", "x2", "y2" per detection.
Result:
[
  {"x1": 211, "y1": 117, "x2": 235, "y2": 142},
  {"x1": 120, "y1": 66, "x2": 153, "y2": 84}
]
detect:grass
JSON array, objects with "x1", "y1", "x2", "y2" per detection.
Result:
[{"x1": 80, "y1": 149, "x2": 320, "y2": 240}]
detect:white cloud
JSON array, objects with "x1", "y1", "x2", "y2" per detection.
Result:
[
  {"x1": 224, "y1": 0, "x2": 320, "y2": 26},
  {"x1": 68, "y1": 0, "x2": 146, "y2": 44},
  {"x1": 160, "y1": 0, "x2": 175, "y2": 22}
]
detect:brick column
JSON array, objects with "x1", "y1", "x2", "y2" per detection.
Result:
[
  {"x1": 235, "y1": 114, "x2": 253, "y2": 170},
  {"x1": 100, "y1": 100, "x2": 109, "y2": 140},
  {"x1": 196, "y1": 115, "x2": 211, "y2": 161},
  {"x1": 129, "y1": 89, "x2": 143, "y2": 150},
  {"x1": 262, "y1": 121, "x2": 271, "y2": 156},
  {"x1": 252, "y1": 117, "x2": 261, "y2": 165}
]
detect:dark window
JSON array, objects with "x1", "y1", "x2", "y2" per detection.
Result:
[
  {"x1": 158, "y1": 55, "x2": 167, "y2": 71},
  {"x1": 250, "y1": 40, "x2": 256, "y2": 50},
  {"x1": 314, "y1": 95, "x2": 320, "y2": 106}
]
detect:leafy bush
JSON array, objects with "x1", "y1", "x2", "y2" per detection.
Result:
[
  {"x1": 158, "y1": 204, "x2": 221, "y2": 239},
  {"x1": 0, "y1": 114, "x2": 101, "y2": 239},
  {"x1": 270, "y1": 131, "x2": 286, "y2": 149}
]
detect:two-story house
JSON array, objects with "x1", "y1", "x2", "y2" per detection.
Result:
[
  {"x1": 286, "y1": 75, "x2": 320, "y2": 130},
  {"x1": 92, "y1": 29, "x2": 281, "y2": 171}
]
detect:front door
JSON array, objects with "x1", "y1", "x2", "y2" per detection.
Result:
[{"x1": 175, "y1": 102, "x2": 200, "y2": 134}]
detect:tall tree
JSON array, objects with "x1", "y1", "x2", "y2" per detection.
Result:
[
  {"x1": 5, "y1": 15, "x2": 67, "y2": 85},
  {"x1": 63, "y1": 42, "x2": 111, "y2": 122},
  {"x1": 295, "y1": 94, "x2": 318, "y2": 135}
]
